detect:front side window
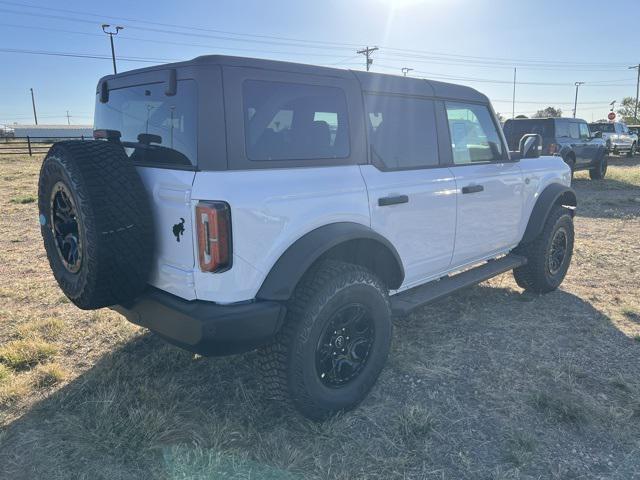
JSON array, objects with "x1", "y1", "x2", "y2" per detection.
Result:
[
  {"x1": 242, "y1": 80, "x2": 350, "y2": 161},
  {"x1": 364, "y1": 94, "x2": 439, "y2": 170},
  {"x1": 94, "y1": 80, "x2": 197, "y2": 166},
  {"x1": 579, "y1": 123, "x2": 590, "y2": 139},
  {"x1": 445, "y1": 102, "x2": 504, "y2": 164}
]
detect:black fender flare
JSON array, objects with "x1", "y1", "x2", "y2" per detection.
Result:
[
  {"x1": 520, "y1": 183, "x2": 577, "y2": 245},
  {"x1": 256, "y1": 222, "x2": 405, "y2": 301}
]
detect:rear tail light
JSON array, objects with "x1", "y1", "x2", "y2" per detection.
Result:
[
  {"x1": 196, "y1": 201, "x2": 232, "y2": 272},
  {"x1": 547, "y1": 143, "x2": 559, "y2": 155}
]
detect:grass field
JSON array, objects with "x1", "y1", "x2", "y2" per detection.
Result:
[{"x1": 0, "y1": 153, "x2": 639, "y2": 479}]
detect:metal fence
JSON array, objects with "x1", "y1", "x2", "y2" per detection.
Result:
[{"x1": 0, "y1": 136, "x2": 89, "y2": 156}]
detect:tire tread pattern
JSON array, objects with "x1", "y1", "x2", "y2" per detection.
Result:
[
  {"x1": 258, "y1": 260, "x2": 390, "y2": 420},
  {"x1": 38, "y1": 141, "x2": 154, "y2": 309}
]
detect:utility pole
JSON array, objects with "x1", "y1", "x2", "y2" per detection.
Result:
[
  {"x1": 629, "y1": 64, "x2": 640, "y2": 121},
  {"x1": 102, "y1": 24, "x2": 123, "y2": 75},
  {"x1": 30, "y1": 88, "x2": 38, "y2": 125},
  {"x1": 512, "y1": 67, "x2": 516, "y2": 119},
  {"x1": 66, "y1": 110, "x2": 71, "y2": 125},
  {"x1": 357, "y1": 46, "x2": 379, "y2": 72},
  {"x1": 401, "y1": 67, "x2": 413, "y2": 77},
  {"x1": 573, "y1": 82, "x2": 585, "y2": 118}
]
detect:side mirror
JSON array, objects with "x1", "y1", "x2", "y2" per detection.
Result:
[
  {"x1": 592, "y1": 131, "x2": 602, "y2": 138},
  {"x1": 519, "y1": 133, "x2": 542, "y2": 159}
]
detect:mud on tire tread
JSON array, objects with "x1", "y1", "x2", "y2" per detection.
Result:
[
  {"x1": 258, "y1": 260, "x2": 392, "y2": 421},
  {"x1": 38, "y1": 141, "x2": 154, "y2": 309},
  {"x1": 513, "y1": 206, "x2": 574, "y2": 294}
]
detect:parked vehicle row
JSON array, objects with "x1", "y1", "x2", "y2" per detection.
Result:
[{"x1": 38, "y1": 55, "x2": 576, "y2": 420}]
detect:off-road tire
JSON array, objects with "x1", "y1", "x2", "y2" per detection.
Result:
[
  {"x1": 627, "y1": 142, "x2": 636, "y2": 157},
  {"x1": 589, "y1": 153, "x2": 607, "y2": 180},
  {"x1": 513, "y1": 206, "x2": 574, "y2": 294},
  {"x1": 259, "y1": 260, "x2": 392, "y2": 421},
  {"x1": 38, "y1": 141, "x2": 154, "y2": 309}
]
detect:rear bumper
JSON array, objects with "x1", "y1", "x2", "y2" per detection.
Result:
[{"x1": 112, "y1": 288, "x2": 286, "y2": 356}]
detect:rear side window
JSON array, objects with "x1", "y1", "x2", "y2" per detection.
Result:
[
  {"x1": 242, "y1": 80, "x2": 350, "y2": 161},
  {"x1": 555, "y1": 121, "x2": 569, "y2": 138},
  {"x1": 94, "y1": 80, "x2": 197, "y2": 167},
  {"x1": 364, "y1": 94, "x2": 438, "y2": 170},
  {"x1": 446, "y1": 102, "x2": 504, "y2": 164},
  {"x1": 569, "y1": 123, "x2": 580, "y2": 139}
]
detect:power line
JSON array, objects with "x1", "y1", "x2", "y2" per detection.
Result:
[
  {"x1": 0, "y1": 22, "x2": 363, "y2": 60},
  {"x1": 0, "y1": 47, "x2": 178, "y2": 63},
  {"x1": 1, "y1": 1, "x2": 636, "y2": 71}
]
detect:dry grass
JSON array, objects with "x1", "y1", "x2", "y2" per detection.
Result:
[
  {"x1": 0, "y1": 340, "x2": 57, "y2": 371},
  {"x1": 0, "y1": 152, "x2": 639, "y2": 479}
]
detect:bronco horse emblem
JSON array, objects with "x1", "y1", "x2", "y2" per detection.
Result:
[{"x1": 172, "y1": 218, "x2": 185, "y2": 242}]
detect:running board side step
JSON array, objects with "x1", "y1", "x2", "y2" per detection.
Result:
[{"x1": 390, "y1": 254, "x2": 527, "y2": 316}]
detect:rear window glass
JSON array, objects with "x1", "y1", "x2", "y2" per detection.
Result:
[
  {"x1": 95, "y1": 80, "x2": 197, "y2": 167},
  {"x1": 590, "y1": 123, "x2": 615, "y2": 133},
  {"x1": 502, "y1": 119, "x2": 553, "y2": 149},
  {"x1": 364, "y1": 94, "x2": 439, "y2": 169},
  {"x1": 243, "y1": 80, "x2": 350, "y2": 161}
]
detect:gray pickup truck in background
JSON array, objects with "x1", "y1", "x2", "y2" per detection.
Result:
[{"x1": 589, "y1": 122, "x2": 637, "y2": 156}]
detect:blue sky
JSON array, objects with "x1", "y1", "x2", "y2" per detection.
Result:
[{"x1": 1, "y1": 0, "x2": 638, "y2": 125}]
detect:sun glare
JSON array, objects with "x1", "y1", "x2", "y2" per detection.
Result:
[{"x1": 377, "y1": 0, "x2": 429, "y2": 8}]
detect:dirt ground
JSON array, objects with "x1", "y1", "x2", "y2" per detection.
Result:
[{"x1": 0, "y1": 153, "x2": 638, "y2": 479}]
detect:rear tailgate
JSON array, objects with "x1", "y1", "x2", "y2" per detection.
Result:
[{"x1": 136, "y1": 167, "x2": 197, "y2": 300}]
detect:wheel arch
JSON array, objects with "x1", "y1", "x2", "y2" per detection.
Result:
[
  {"x1": 256, "y1": 222, "x2": 405, "y2": 301},
  {"x1": 520, "y1": 183, "x2": 577, "y2": 245}
]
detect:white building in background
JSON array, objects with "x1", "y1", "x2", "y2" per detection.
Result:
[{"x1": 11, "y1": 124, "x2": 93, "y2": 139}]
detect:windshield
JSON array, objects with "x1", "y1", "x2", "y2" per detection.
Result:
[
  {"x1": 94, "y1": 80, "x2": 197, "y2": 167},
  {"x1": 589, "y1": 123, "x2": 615, "y2": 133}
]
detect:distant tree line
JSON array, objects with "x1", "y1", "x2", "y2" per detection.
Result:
[{"x1": 507, "y1": 97, "x2": 639, "y2": 123}]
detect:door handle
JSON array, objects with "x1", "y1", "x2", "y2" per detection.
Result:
[
  {"x1": 378, "y1": 195, "x2": 409, "y2": 206},
  {"x1": 461, "y1": 185, "x2": 484, "y2": 194}
]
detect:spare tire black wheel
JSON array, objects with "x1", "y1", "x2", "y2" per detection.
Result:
[{"x1": 38, "y1": 141, "x2": 154, "y2": 310}]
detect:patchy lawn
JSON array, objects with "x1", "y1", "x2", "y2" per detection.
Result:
[{"x1": 0, "y1": 153, "x2": 638, "y2": 479}]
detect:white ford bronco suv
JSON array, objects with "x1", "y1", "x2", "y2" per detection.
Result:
[{"x1": 38, "y1": 55, "x2": 576, "y2": 420}]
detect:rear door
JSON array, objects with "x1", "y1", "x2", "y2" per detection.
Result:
[
  {"x1": 94, "y1": 78, "x2": 198, "y2": 300},
  {"x1": 578, "y1": 122, "x2": 597, "y2": 165},
  {"x1": 444, "y1": 101, "x2": 524, "y2": 267},
  {"x1": 568, "y1": 121, "x2": 586, "y2": 163},
  {"x1": 359, "y1": 93, "x2": 457, "y2": 289}
]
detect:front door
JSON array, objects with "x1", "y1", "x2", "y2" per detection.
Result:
[{"x1": 444, "y1": 101, "x2": 525, "y2": 267}]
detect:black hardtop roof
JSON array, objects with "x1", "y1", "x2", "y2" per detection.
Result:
[{"x1": 98, "y1": 54, "x2": 488, "y2": 102}]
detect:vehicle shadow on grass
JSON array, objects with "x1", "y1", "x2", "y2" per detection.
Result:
[{"x1": 1, "y1": 284, "x2": 639, "y2": 480}]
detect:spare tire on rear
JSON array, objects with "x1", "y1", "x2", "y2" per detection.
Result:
[{"x1": 38, "y1": 141, "x2": 154, "y2": 310}]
